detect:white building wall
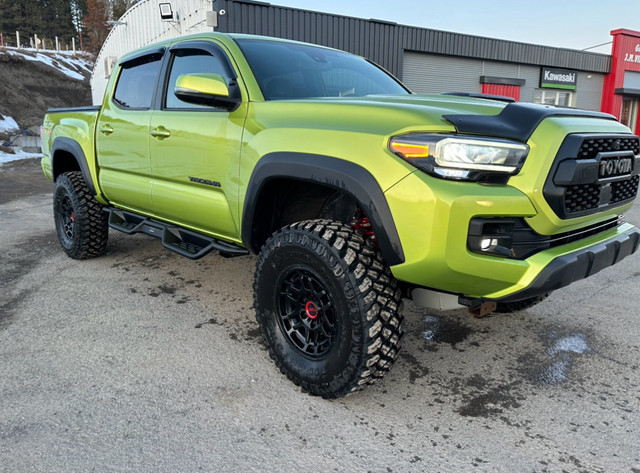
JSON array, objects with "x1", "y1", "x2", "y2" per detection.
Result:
[{"x1": 91, "y1": 0, "x2": 214, "y2": 104}]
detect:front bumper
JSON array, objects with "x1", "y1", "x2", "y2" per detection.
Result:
[
  {"x1": 493, "y1": 226, "x2": 640, "y2": 302},
  {"x1": 384, "y1": 169, "x2": 639, "y2": 299}
]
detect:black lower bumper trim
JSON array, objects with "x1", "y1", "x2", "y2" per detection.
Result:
[{"x1": 496, "y1": 227, "x2": 640, "y2": 302}]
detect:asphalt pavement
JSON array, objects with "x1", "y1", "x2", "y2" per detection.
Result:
[{"x1": 1, "y1": 160, "x2": 639, "y2": 472}]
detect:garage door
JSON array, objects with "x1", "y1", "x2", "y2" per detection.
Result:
[{"x1": 402, "y1": 52, "x2": 483, "y2": 95}]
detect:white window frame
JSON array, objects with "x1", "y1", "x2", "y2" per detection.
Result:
[{"x1": 534, "y1": 89, "x2": 574, "y2": 107}]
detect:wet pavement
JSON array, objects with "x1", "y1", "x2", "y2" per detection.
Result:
[{"x1": 1, "y1": 160, "x2": 640, "y2": 472}]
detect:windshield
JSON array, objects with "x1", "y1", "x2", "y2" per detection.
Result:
[{"x1": 236, "y1": 38, "x2": 409, "y2": 100}]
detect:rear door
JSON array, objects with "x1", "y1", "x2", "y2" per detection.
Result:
[
  {"x1": 148, "y1": 40, "x2": 246, "y2": 240},
  {"x1": 96, "y1": 49, "x2": 164, "y2": 212}
]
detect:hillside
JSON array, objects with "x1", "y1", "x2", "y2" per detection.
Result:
[{"x1": 0, "y1": 48, "x2": 94, "y2": 131}]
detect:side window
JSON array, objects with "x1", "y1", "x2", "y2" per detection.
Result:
[
  {"x1": 165, "y1": 49, "x2": 232, "y2": 109},
  {"x1": 113, "y1": 55, "x2": 162, "y2": 109}
]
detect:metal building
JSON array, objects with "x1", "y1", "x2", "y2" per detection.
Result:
[{"x1": 93, "y1": 0, "x2": 613, "y2": 115}]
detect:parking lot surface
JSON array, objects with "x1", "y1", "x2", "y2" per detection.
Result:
[{"x1": 1, "y1": 161, "x2": 639, "y2": 472}]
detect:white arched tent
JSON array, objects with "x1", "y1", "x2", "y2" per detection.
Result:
[{"x1": 91, "y1": 0, "x2": 215, "y2": 104}]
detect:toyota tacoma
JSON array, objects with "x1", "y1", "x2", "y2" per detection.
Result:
[{"x1": 42, "y1": 33, "x2": 640, "y2": 398}]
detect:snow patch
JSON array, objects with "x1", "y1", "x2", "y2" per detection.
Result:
[
  {"x1": 0, "y1": 114, "x2": 19, "y2": 133},
  {"x1": 547, "y1": 334, "x2": 589, "y2": 357},
  {"x1": 0, "y1": 150, "x2": 43, "y2": 166},
  {"x1": 6, "y1": 49, "x2": 91, "y2": 81}
]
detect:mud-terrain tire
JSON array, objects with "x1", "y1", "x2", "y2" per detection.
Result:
[
  {"x1": 53, "y1": 171, "x2": 108, "y2": 259},
  {"x1": 494, "y1": 293, "x2": 551, "y2": 313},
  {"x1": 254, "y1": 219, "x2": 404, "y2": 399}
]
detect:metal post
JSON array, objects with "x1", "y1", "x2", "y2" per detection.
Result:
[
  {"x1": 72, "y1": 37, "x2": 76, "y2": 54},
  {"x1": 55, "y1": 36, "x2": 59, "y2": 51},
  {"x1": 16, "y1": 31, "x2": 20, "y2": 48},
  {"x1": 34, "y1": 34, "x2": 38, "y2": 50}
]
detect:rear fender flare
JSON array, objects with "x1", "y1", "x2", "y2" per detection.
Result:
[{"x1": 51, "y1": 137, "x2": 96, "y2": 195}]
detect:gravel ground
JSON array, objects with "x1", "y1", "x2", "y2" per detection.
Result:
[{"x1": 1, "y1": 160, "x2": 640, "y2": 473}]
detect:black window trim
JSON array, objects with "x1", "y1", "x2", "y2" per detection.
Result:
[
  {"x1": 112, "y1": 47, "x2": 166, "y2": 111},
  {"x1": 157, "y1": 40, "x2": 239, "y2": 112}
]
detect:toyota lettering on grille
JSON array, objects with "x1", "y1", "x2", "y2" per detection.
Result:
[{"x1": 599, "y1": 156, "x2": 633, "y2": 179}]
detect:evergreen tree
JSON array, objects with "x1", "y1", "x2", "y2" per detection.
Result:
[
  {"x1": 0, "y1": 0, "x2": 24, "y2": 45},
  {"x1": 83, "y1": 0, "x2": 109, "y2": 54}
]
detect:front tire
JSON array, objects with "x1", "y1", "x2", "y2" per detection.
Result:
[
  {"x1": 254, "y1": 220, "x2": 404, "y2": 399},
  {"x1": 53, "y1": 171, "x2": 108, "y2": 259}
]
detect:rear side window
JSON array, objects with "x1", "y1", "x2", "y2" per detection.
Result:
[{"x1": 113, "y1": 55, "x2": 163, "y2": 109}]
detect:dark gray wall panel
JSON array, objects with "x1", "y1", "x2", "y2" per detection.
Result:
[{"x1": 216, "y1": 0, "x2": 611, "y2": 79}]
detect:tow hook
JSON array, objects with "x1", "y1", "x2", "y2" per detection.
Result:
[
  {"x1": 459, "y1": 297, "x2": 497, "y2": 317},
  {"x1": 469, "y1": 301, "x2": 497, "y2": 317}
]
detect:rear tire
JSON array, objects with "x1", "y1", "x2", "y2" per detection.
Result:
[
  {"x1": 254, "y1": 219, "x2": 404, "y2": 398},
  {"x1": 53, "y1": 171, "x2": 108, "y2": 259}
]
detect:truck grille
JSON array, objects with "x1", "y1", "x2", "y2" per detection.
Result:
[
  {"x1": 544, "y1": 134, "x2": 640, "y2": 219},
  {"x1": 565, "y1": 183, "x2": 600, "y2": 213},
  {"x1": 578, "y1": 137, "x2": 640, "y2": 159},
  {"x1": 612, "y1": 175, "x2": 640, "y2": 203}
]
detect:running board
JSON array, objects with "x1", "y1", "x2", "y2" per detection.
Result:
[{"x1": 106, "y1": 208, "x2": 249, "y2": 259}]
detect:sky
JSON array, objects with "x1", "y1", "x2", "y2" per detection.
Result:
[{"x1": 267, "y1": 0, "x2": 640, "y2": 55}]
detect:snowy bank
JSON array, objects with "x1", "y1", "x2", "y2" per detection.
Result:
[
  {"x1": 0, "y1": 150, "x2": 43, "y2": 166},
  {"x1": 0, "y1": 114, "x2": 19, "y2": 133}
]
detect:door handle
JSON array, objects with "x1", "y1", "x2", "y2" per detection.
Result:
[
  {"x1": 100, "y1": 124, "x2": 114, "y2": 135},
  {"x1": 151, "y1": 127, "x2": 171, "y2": 139}
]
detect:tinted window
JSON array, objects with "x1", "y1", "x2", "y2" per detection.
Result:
[
  {"x1": 236, "y1": 39, "x2": 409, "y2": 100},
  {"x1": 165, "y1": 49, "x2": 231, "y2": 109},
  {"x1": 113, "y1": 55, "x2": 162, "y2": 109}
]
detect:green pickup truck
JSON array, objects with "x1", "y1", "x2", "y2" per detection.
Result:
[{"x1": 42, "y1": 32, "x2": 640, "y2": 398}]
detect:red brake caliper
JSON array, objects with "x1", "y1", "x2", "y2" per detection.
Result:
[{"x1": 350, "y1": 211, "x2": 378, "y2": 248}]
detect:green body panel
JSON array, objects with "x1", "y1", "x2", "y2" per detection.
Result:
[
  {"x1": 41, "y1": 110, "x2": 103, "y2": 202},
  {"x1": 41, "y1": 32, "x2": 640, "y2": 300},
  {"x1": 148, "y1": 106, "x2": 246, "y2": 241}
]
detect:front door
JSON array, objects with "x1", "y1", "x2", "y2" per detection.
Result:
[
  {"x1": 620, "y1": 97, "x2": 639, "y2": 133},
  {"x1": 148, "y1": 41, "x2": 247, "y2": 241}
]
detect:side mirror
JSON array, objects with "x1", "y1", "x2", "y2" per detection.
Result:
[{"x1": 174, "y1": 73, "x2": 240, "y2": 110}]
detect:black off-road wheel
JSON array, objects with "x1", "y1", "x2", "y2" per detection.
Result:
[
  {"x1": 254, "y1": 219, "x2": 404, "y2": 399},
  {"x1": 53, "y1": 171, "x2": 108, "y2": 259},
  {"x1": 494, "y1": 293, "x2": 551, "y2": 313}
]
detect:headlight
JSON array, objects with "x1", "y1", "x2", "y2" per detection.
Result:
[{"x1": 389, "y1": 134, "x2": 529, "y2": 182}]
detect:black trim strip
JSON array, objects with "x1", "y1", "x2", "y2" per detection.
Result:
[
  {"x1": 443, "y1": 102, "x2": 617, "y2": 142},
  {"x1": 242, "y1": 152, "x2": 405, "y2": 266},
  {"x1": 47, "y1": 106, "x2": 101, "y2": 114},
  {"x1": 119, "y1": 47, "x2": 165, "y2": 69},
  {"x1": 441, "y1": 92, "x2": 515, "y2": 103},
  {"x1": 615, "y1": 87, "x2": 640, "y2": 96},
  {"x1": 479, "y1": 76, "x2": 526, "y2": 86}
]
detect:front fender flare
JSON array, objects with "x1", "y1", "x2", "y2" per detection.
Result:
[{"x1": 242, "y1": 152, "x2": 405, "y2": 266}]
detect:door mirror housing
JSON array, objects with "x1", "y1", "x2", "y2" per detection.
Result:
[{"x1": 174, "y1": 73, "x2": 239, "y2": 110}]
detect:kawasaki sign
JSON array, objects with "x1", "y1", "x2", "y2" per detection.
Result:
[{"x1": 540, "y1": 67, "x2": 577, "y2": 90}]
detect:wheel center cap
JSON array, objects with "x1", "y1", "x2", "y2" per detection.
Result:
[{"x1": 305, "y1": 301, "x2": 319, "y2": 319}]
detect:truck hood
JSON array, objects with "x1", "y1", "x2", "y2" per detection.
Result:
[
  {"x1": 250, "y1": 93, "x2": 507, "y2": 138},
  {"x1": 251, "y1": 94, "x2": 618, "y2": 142}
]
